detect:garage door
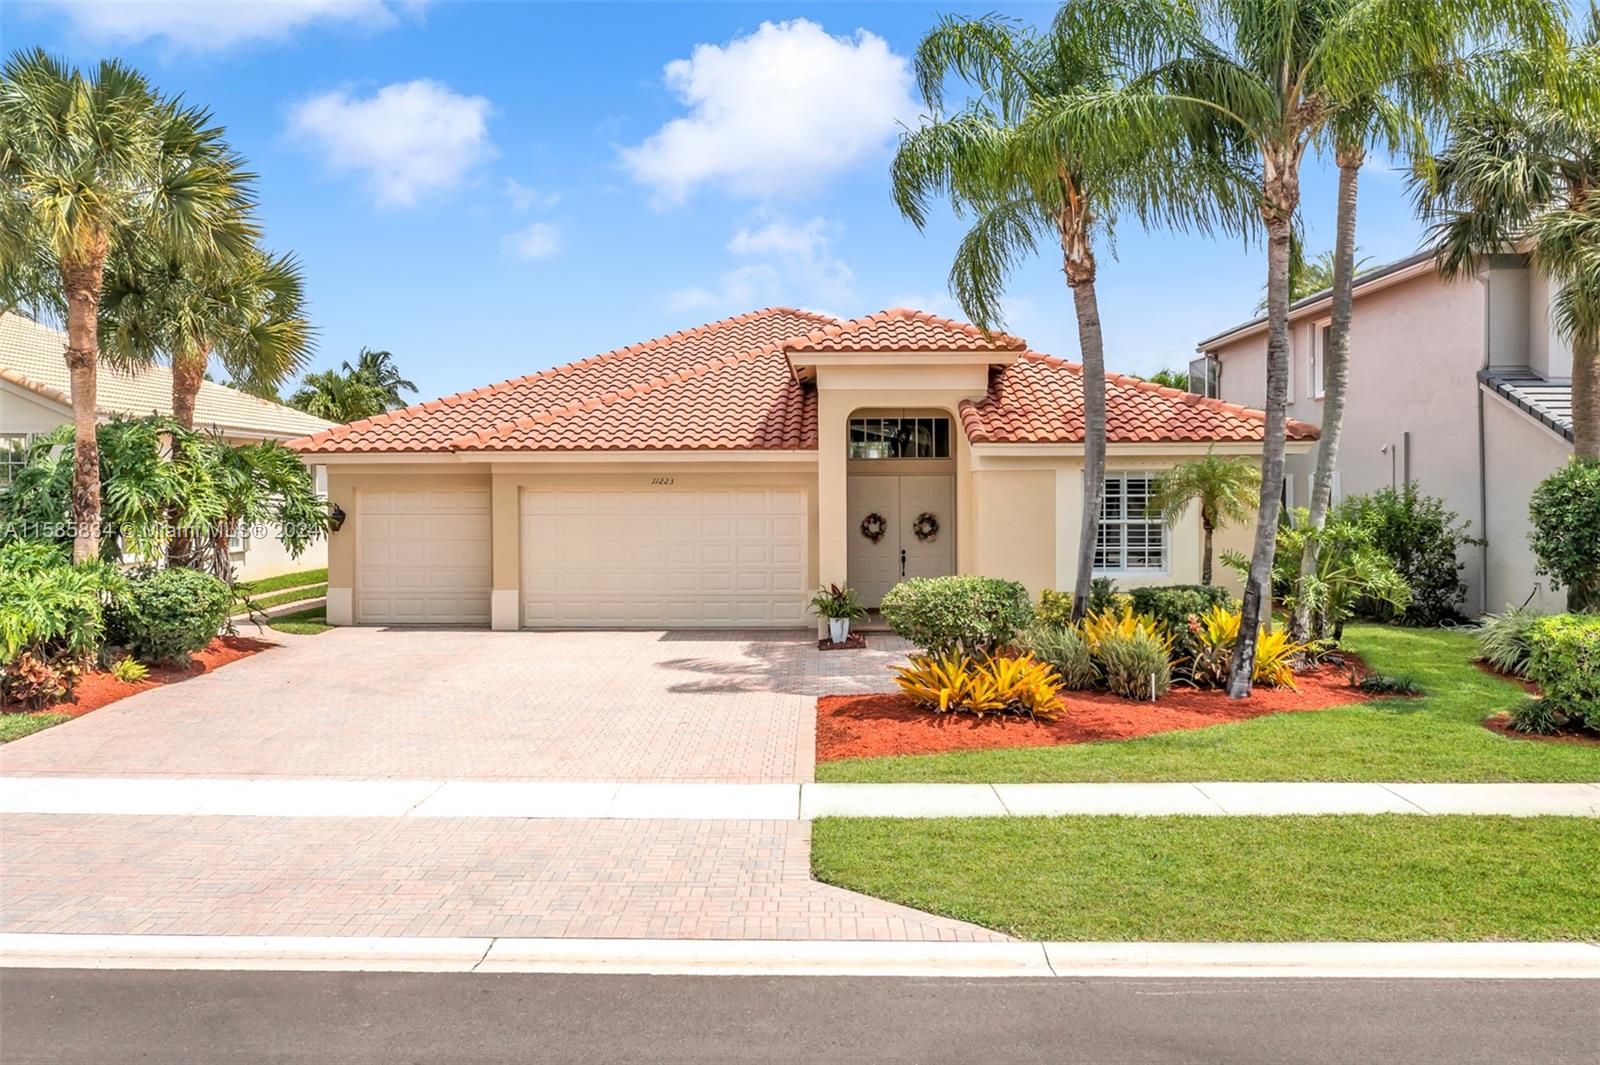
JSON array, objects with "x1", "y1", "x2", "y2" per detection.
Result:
[
  {"x1": 357, "y1": 488, "x2": 492, "y2": 624},
  {"x1": 521, "y1": 488, "x2": 808, "y2": 627}
]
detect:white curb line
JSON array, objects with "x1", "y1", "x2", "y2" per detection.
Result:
[{"x1": 2, "y1": 934, "x2": 1597, "y2": 978}]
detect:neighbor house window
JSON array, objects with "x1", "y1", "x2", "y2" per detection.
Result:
[
  {"x1": 848, "y1": 416, "x2": 951, "y2": 459},
  {"x1": 1309, "y1": 321, "x2": 1331, "y2": 398},
  {"x1": 1187, "y1": 354, "x2": 1220, "y2": 398},
  {"x1": 1094, "y1": 473, "x2": 1166, "y2": 573},
  {"x1": 0, "y1": 434, "x2": 35, "y2": 484},
  {"x1": 227, "y1": 521, "x2": 247, "y2": 556}
]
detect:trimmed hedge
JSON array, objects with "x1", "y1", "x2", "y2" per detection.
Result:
[
  {"x1": 1127, "y1": 585, "x2": 1237, "y2": 637},
  {"x1": 107, "y1": 567, "x2": 233, "y2": 665},
  {"x1": 1525, "y1": 614, "x2": 1600, "y2": 732},
  {"x1": 880, "y1": 576, "x2": 1033, "y2": 656}
]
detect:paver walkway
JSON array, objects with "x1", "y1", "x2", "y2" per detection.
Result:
[{"x1": 0, "y1": 629, "x2": 906, "y2": 783}]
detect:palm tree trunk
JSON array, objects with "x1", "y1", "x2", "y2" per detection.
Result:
[
  {"x1": 1202, "y1": 520, "x2": 1214, "y2": 585},
  {"x1": 1228, "y1": 166, "x2": 1297, "y2": 699},
  {"x1": 1290, "y1": 151, "x2": 1361, "y2": 642},
  {"x1": 1067, "y1": 260, "x2": 1106, "y2": 623},
  {"x1": 169, "y1": 345, "x2": 210, "y2": 431},
  {"x1": 60, "y1": 254, "x2": 106, "y2": 563},
  {"x1": 1573, "y1": 330, "x2": 1598, "y2": 461}
]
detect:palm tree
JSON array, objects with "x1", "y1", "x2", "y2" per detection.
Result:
[
  {"x1": 289, "y1": 368, "x2": 389, "y2": 424},
  {"x1": 343, "y1": 347, "x2": 415, "y2": 410},
  {"x1": 1147, "y1": 448, "x2": 1261, "y2": 584},
  {"x1": 0, "y1": 49, "x2": 256, "y2": 560},
  {"x1": 891, "y1": 9, "x2": 1250, "y2": 621},
  {"x1": 102, "y1": 244, "x2": 312, "y2": 430},
  {"x1": 1413, "y1": 13, "x2": 1600, "y2": 460},
  {"x1": 1046, "y1": 0, "x2": 1557, "y2": 695},
  {"x1": 1254, "y1": 245, "x2": 1376, "y2": 312}
]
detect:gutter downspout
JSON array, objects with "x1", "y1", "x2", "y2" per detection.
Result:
[{"x1": 1477, "y1": 276, "x2": 1491, "y2": 617}]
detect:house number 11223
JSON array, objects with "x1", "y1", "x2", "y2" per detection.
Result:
[{"x1": 650, "y1": 477, "x2": 675, "y2": 485}]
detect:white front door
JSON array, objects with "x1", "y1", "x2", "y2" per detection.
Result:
[{"x1": 846, "y1": 474, "x2": 955, "y2": 607}]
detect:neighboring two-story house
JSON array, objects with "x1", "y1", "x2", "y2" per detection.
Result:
[
  {"x1": 1195, "y1": 251, "x2": 1575, "y2": 616},
  {"x1": 0, "y1": 311, "x2": 335, "y2": 582}
]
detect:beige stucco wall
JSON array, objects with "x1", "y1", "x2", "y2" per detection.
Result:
[
  {"x1": 1, "y1": 382, "x2": 69, "y2": 435},
  {"x1": 1481, "y1": 393, "x2": 1570, "y2": 614}
]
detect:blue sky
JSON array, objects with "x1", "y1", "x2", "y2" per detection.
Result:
[{"x1": 12, "y1": 0, "x2": 1431, "y2": 402}]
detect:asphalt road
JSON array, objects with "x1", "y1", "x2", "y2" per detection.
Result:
[{"x1": 2, "y1": 969, "x2": 1596, "y2": 1064}]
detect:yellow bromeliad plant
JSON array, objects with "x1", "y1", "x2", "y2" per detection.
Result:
[
  {"x1": 894, "y1": 652, "x2": 1062, "y2": 720},
  {"x1": 1189, "y1": 605, "x2": 1305, "y2": 689},
  {"x1": 1078, "y1": 605, "x2": 1175, "y2": 659}
]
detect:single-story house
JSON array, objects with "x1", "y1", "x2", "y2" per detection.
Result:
[
  {"x1": 1, "y1": 310, "x2": 336, "y2": 582},
  {"x1": 290, "y1": 307, "x2": 1316, "y2": 630}
]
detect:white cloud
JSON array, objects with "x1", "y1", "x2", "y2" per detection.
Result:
[
  {"x1": 35, "y1": 0, "x2": 425, "y2": 52},
  {"x1": 504, "y1": 179, "x2": 561, "y2": 213},
  {"x1": 506, "y1": 221, "x2": 561, "y2": 260},
  {"x1": 287, "y1": 80, "x2": 494, "y2": 208},
  {"x1": 669, "y1": 214, "x2": 852, "y2": 313},
  {"x1": 620, "y1": 19, "x2": 918, "y2": 204}
]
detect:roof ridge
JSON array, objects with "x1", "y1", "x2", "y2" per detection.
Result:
[
  {"x1": 448, "y1": 344, "x2": 784, "y2": 450},
  {"x1": 0, "y1": 365, "x2": 71, "y2": 408},
  {"x1": 296, "y1": 306, "x2": 838, "y2": 447},
  {"x1": 782, "y1": 306, "x2": 1027, "y2": 352}
]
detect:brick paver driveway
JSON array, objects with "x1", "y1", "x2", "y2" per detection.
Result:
[{"x1": 0, "y1": 628, "x2": 906, "y2": 783}]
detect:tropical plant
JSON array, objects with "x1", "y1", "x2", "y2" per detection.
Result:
[
  {"x1": 891, "y1": 9, "x2": 1249, "y2": 622},
  {"x1": 1527, "y1": 459, "x2": 1600, "y2": 611},
  {"x1": 809, "y1": 583, "x2": 867, "y2": 621},
  {"x1": 109, "y1": 656, "x2": 149, "y2": 684},
  {"x1": 0, "y1": 541, "x2": 125, "y2": 666},
  {"x1": 1127, "y1": 584, "x2": 1237, "y2": 637},
  {"x1": 1146, "y1": 450, "x2": 1261, "y2": 584},
  {"x1": 1524, "y1": 613, "x2": 1600, "y2": 732},
  {"x1": 1, "y1": 416, "x2": 329, "y2": 580},
  {"x1": 1078, "y1": 604, "x2": 1175, "y2": 661},
  {"x1": 894, "y1": 652, "x2": 1062, "y2": 719},
  {"x1": 1022, "y1": 623, "x2": 1100, "y2": 689},
  {"x1": 1413, "y1": 9, "x2": 1600, "y2": 460},
  {"x1": 344, "y1": 348, "x2": 416, "y2": 410},
  {"x1": 1054, "y1": 0, "x2": 1557, "y2": 695},
  {"x1": 0, "y1": 49, "x2": 258, "y2": 561},
  {"x1": 100, "y1": 241, "x2": 311, "y2": 430},
  {"x1": 1139, "y1": 368, "x2": 1192, "y2": 390},
  {"x1": 1476, "y1": 605, "x2": 1542, "y2": 677},
  {"x1": 1187, "y1": 604, "x2": 1305, "y2": 689},
  {"x1": 288, "y1": 367, "x2": 390, "y2": 423},
  {"x1": 1337, "y1": 486, "x2": 1477, "y2": 624},
  {"x1": 105, "y1": 566, "x2": 232, "y2": 665},
  {"x1": 1254, "y1": 246, "x2": 1377, "y2": 312},
  {"x1": 879, "y1": 576, "x2": 1034, "y2": 656},
  {"x1": 1096, "y1": 627, "x2": 1174, "y2": 700}
]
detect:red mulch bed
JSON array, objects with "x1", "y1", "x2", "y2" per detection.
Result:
[
  {"x1": 1482, "y1": 712, "x2": 1600, "y2": 748},
  {"x1": 2, "y1": 635, "x2": 274, "y2": 720},
  {"x1": 1473, "y1": 659, "x2": 1541, "y2": 695},
  {"x1": 817, "y1": 663, "x2": 1375, "y2": 762},
  {"x1": 818, "y1": 633, "x2": 868, "y2": 651}
]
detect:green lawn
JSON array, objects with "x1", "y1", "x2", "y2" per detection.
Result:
[
  {"x1": 236, "y1": 568, "x2": 327, "y2": 597},
  {"x1": 817, "y1": 625, "x2": 1600, "y2": 783},
  {"x1": 243, "y1": 583, "x2": 327, "y2": 611},
  {"x1": 812, "y1": 815, "x2": 1600, "y2": 941},
  {"x1": 0, "y1": 712, "x2": 71, "y2": 744},
  {"x1": 267, "y1": 606, "x2": 332, "y2": 635}
]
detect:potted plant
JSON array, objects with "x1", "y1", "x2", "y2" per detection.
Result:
[{"x1": 810, "y1": 583, "x2": 866, "y2": 644}]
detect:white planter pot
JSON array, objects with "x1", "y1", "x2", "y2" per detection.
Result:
[{"x1": 828, "y1": 617, "x2": 851, "y2": 644}]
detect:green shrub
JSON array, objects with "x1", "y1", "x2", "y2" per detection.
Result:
[
  {"x1": 1528, "y1": 459, "x2": 1600, "y2": 612},
  {"x1": 1127, "y1": 585, "x2": 1236, "y2": 641},
  {"x1": 0, "y1": 543, "x2": 126, "y2": 707},
  {"x1": 1509, "y1": 697, "x2": 1566, "y2": 735},
  {"x1": 107, "y1": 567, "x2": 233, "y2": 665},
  {"x1": 1352, "y1": 673, "x2": 1423, "y2": 696},
  {"x1": 1096, "y1": 628, "x2": 1173, "y2": 701},
  {"x1": 1037, "y1": 579, "x2": 1123, "y2": 627},
  {"x1": 1477, "y1": 606, "x2": 1542, "y2": 678},
  {"x1": 1022, "y1": 624, "x2": 1099, "y2": 690},
  {"x1": 1525, "y1": 614, "x2": 1600, "y2": 731},
  {"x1": 1036, "y1": 589, "x2": 1075, "y2": 628},
  {"x1": 1337, "y1": 486, "x2": 1479, "y2": 625},
  {"x1": 880, "y1": 576, "x2": 1033, "y2": 656},
  {"x1": 110, "y1": 657, "x2": 150, "y2": 684}
]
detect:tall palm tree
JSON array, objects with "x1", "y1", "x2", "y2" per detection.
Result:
[
  {"x1": 102, "y1": 244, "x2": 312, "y2": 430},
  {"x1": 289, "y1": 368, "x2": 389, "y2": 424},
  {"x1": 891, "y1": 9, "x2": 1250, "y2": 621},
  {"x1": 1046, "y1": 0, "x2": 1557, "y2": 695},
  {"x1": 343, "y1": 347, "x2": 416, "y2": 410},
  {"x1": 0, "y1": 49, "x2": 256, "y2": 560},
  {"x1": 1147, "y1": 448, "x2": 1261, "y2": 584},
  {"x1": 1414, "y1": 13, "x2": 1600, "y2": 460}
]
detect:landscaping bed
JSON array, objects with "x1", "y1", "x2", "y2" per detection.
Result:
[
  {"x1": 818, "y1": 662, "x2": 1371, "y2": 762},
  {"x1": 1, "y1": 635, "x2": 273, "y2": 738},
  {"x1": 812, "y1": 814, "x2": 1600, "y2": 942}
]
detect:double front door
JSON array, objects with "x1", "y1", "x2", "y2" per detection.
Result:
[{"x1": 846, "y1": 475, "x2": 955, "y2": 607}]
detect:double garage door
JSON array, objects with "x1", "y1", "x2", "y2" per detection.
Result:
[{"x1": 356, "y1": 485, "x2": 807, "y2": 627}]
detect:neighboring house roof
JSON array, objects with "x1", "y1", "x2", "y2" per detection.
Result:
[
  {"x1": 961, "y1": 353, "x2": 1321, "y2": 444},
  {"x1": 1480, "y1": 368, "x2": 1575, "y2": 442},
  {"x1": 1195, "y1": 249, "x2": 1437, "y2": 351},
  {"x1": 292, "y1": 306, "x2": 1311, "y2": 456},
  {"x1": 0, "y1": 312, "x2": 335, "y2": 439}
]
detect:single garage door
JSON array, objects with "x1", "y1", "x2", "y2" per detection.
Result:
[
  {"x1": 521, "y1": 487, "x2": 808, "y2": 627},
  {"x1": 357, "y1": 488, "x2": 492, "y2": 624}
]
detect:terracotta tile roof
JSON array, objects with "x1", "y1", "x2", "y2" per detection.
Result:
[
  {"x1": 290, "y1": 307, "x2": 1309, "y2": 456},
  {"x1": 961, "y1": 353, "x2": 1321, "y2": 444},
  {"x1": 782, "y1": 307, "x2": 1026, "y2": 354},
  {"x1": 290, "y1": 307, "x2": 835, "y2": 454}
]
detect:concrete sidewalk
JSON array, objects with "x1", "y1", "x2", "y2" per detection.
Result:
[{"x1": 4, "y1": 776, "x2": 1597, "y2": 818}]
